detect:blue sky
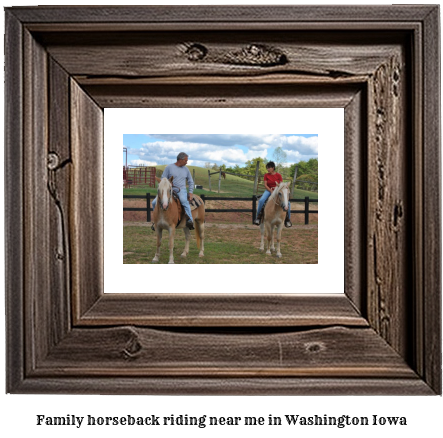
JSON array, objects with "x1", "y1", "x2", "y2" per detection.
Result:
[{"x1": 123, "y1": 134, "x2": 318, "y2": 168}]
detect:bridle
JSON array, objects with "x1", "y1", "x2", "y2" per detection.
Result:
[{"x1": 272, "y1": 186, "x2": 290, "y2": 210}]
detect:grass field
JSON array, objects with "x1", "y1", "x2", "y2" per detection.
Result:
[{"x1": 124, "y1": 223, "x2": 318, "y2": 264}]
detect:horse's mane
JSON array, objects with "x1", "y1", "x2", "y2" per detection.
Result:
[
  {"x1": 158, "y1": 177, "x2": 172, "y2": 191},
  {"x1": 269, "y1": 182, "x2": 289, "y2": 202}
]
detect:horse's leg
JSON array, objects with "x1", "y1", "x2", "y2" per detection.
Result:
[
  {"x1": 265, "y1": 222, "x2": 272, "y2": 255},
  {"x1": 276, "y1": 223, "x2": 283, "y2": 258},
  {"x1": 181, "y1": 227, "x2": 190, "y2": 257},
  {"x1": 270, "y1": 224, "x2": 276, "y2": 252},
  {"x1": 195, "y1": 220, "x2": 205, "y2": 257},
  {"x1": 152, "y1": 228, "x2": 162, "y2": 262},
  {"x1": 259, "y1": 222, "x2": 265, "y2": 252},
  {"x1": 168, "y1": 227, "x2": 176, "y2": 264}
]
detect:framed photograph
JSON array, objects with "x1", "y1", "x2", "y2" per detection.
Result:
[
  {"x1": 5, "y1": 5, "x2": 441, "y2": 394},
  {"x1": 108, "y1": 108, "x2": 342, "y2": 294}
]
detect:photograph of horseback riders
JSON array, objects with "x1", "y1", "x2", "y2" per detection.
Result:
[{"x1": 123, "y1": 134, "x2": 318, "y2": 264}]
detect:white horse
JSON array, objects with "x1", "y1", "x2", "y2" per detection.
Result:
[
  {"x1": 259, "y1": 182, "x2": 291, "y2": 258},
  {"x1": 152, "y1": 177, "x2": 205, "y2": 264}
]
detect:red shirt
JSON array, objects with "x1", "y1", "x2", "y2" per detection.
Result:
[{"x1": 264, "y1": 172, "x2": 283, "y2": 190}]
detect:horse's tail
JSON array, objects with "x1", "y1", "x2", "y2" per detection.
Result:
[{"x1": 193, "y1": 201, "x2": 205, "y2": 249}]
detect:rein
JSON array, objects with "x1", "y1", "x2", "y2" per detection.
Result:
[{"x1": 271, "y1": 188, "x2": 289, "y2": 210}]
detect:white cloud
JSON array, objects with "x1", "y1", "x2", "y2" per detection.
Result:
[
  {"x1": 282, "y1": 136, "x2": 318, "y2": 155},
  {"x1": 129, "y1": 159, "x2": 157, "y2": 166},
  {"x1": 128, "y1": 134, "x2": 317, "y2": 167},
  {"x1": 132, "y1": 140, "x2": 266, "y2": 167}
]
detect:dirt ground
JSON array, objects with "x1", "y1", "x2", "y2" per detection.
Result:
[{"x1": 123, "y1": 199, "x2": 318, "y2": 225}]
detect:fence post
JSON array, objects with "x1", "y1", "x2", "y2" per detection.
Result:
[
  {"x1": 253, "y1": 160, "x2": 260, "y2": 195},
  {"x1": 147, "y1": 192, "x2": 151, "y2": 222},
  {"x1": 291, "y1": 165, "x2": 298, "y2": 194},
  {"x1": 208, "y1": 170, "x2": 211, "y2": 191},
  {"x1": 252, "y1": 195, "x2": 257, "y2": 224},
  {"x1": 218, "y1": 169, "x2": 222, "y2": 193},
  {"x1": 305, "y1": 196, "x2": 309, "y2": 225},
  {"x1": 201, "y1": 194, "x2": 206, "y2": 204}
]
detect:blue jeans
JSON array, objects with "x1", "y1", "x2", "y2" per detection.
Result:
[
  {"x1": 152, "y1": 189, "x2": 194, "y2": 222},
  {"x1": 256, "y1": 190, "x2": 291, "y2": 219}
]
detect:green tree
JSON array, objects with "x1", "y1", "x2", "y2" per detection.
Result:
[
  {"x1": 243, "y1": 157, "x2": 268, "y2": 176},
  {"x1": 226, "y1": 164, "x2": 241, "y2": 173},
  {"x1": 289, "y1": 158, "x2": 318, "y2": 181},
  {"x1": 272, "y1": 146, "x2": 287, "y2": 173}
]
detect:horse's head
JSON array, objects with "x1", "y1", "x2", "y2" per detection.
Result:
[
  {"x1": 275, "y1": 182, "x2": 290, "y2": 211},
  {"x1": 155, "y1": 176, "x2": 173, "y2": 210}
]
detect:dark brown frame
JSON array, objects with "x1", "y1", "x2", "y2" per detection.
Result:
[{"x1": 5, "y1": 6, "x2": 441, "y2": 394}]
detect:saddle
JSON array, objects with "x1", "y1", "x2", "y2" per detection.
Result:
[
  {"x1": 171, "y1": 192, "x2": 202, "y2": 226},
  {"x1": 256, "y1": 193, "x2": 290, "y2": 224}
]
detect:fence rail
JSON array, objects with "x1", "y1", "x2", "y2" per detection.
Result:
[
  {"x1": 123, "y1": 194, "x2": 318, "y2": 224},
  {"x1": 123, "y1": 166, "x2": 156, "y2": 188}
]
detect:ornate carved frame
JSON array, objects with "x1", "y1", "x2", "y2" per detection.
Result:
[{"x1": 5, "y1": 6, "x2": 441, "y2": 394}]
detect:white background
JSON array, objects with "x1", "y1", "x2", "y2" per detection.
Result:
[
  {"x1": 1, "y1": 1, "x2": 442, "y2": 437},
  {"x1": 107, "y1": 108, "x2": 343, "y2": 293}
]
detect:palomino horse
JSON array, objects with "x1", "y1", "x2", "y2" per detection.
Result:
[
  {"x1": 152, "y1": 176, "x2": 205, "y2": 264},
  {"x1": 259, "y1": 182, "x2": 291, "y2": 258}
]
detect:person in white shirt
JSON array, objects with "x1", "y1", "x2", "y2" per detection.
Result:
[{"x1": 151, "y1": 152, "x2": 195, "y2": 229}]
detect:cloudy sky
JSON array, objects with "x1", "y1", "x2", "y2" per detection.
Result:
[{"x1": 123, "y1": 134, "x2": 318, "y2": 168}]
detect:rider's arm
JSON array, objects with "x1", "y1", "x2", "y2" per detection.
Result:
[{"x1": 186, "y1": 168, "x2": 194, "y2": 194}]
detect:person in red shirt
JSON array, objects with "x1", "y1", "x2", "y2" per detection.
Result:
[{"x1": 253, "y1": 161, "x2": 292, "y2": 227}]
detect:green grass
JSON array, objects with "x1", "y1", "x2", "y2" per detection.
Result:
[
  {"x1": 124, "y1": 225, "x2": 318, "y2": 264},
  {"x1": 124, "y1": 164, "x2": 318, "y2": 201}
]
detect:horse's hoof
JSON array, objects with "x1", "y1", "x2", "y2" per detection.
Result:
[
  {"x1": 152, "y1": 258, "x2": 158, "y2": 263},
  {"x1": 276, "y1": 253, "x2": 282, "y2": 258},
  {"x1": 259, "y1": 248, "x2": 264, "y2": 252},
  {"x1": 266, "y1": 251, "x2": 272, "y2": 255},
  {"x1": 168, "y1": 261, "x2": 175, "y2": 264},
  {"x1": 180, "y1": 253, "x2": 187, "y2": 258},
  {"x1": 199, "y1": 252, "x2": 204, "y2": 257}
]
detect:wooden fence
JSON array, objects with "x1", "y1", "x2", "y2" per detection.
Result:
[
  {"x1": 123, "y1": 166, "x2": 156, "y2": 188},
  {"x1": 206, "y1": 162, "x2": 317, "y2": 194},
  {"x1": 124, "y1": 194, "x2": 318, "y2": 224}
]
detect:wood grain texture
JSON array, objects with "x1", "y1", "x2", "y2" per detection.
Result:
[
  {"x1": 83, "y1": 83, "x2": 361, "y2": 109},
  {"x1": 344, "y1": 90, "x2": 366, "y2": 314},
  {"x1": 70, "y1": 80, "x2": 104, "y2": 320},
  {"x1": 48, "y1": 57, "x2": 72, "y2": 346},
  {"x1": 79, "y1": 294, "x2": 367, "y2": 327},
  {"x1": 4, "y1": 10, "x2": 24, "y2": 393},
  {"x1": 23, "y1": 29, "x2": 50, "y2": 371},
  {"x1": 13, "y1": 377, "x2": 434, "y2": 396},
  {"x1": 4, "y1": 5, "x2": 441, "y2": 395},
  {"x1": 366, "y1": 51, "x2": 409, "y2": 358},
  {"x1": 37, "y1": 326, "x2": 415, "y2": 378},
  {"x1": 422, "y1": 6, "x2": 442, "y2": 394},
  {"x1": 8, "y1": 5, "x2": 437, "y2": 23},
  {"x1": 40, "y1": 31, "x2": 402, "y2": 79}
]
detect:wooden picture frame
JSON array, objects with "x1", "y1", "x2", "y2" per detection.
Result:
[{"x1": 5, "y1": 5, "x2": 441, "y2": 394}]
